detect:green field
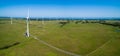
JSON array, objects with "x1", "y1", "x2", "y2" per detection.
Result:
[{"x1": 0, "y1": 19, "x2": 120, "y2": 56}]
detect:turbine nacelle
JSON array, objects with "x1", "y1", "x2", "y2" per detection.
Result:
[{"x1": 27, "y1": 17, "x2": 29, "y2": 19}]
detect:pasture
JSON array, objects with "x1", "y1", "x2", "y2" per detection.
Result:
[{"x1": 0, "y1": 19, "x2": 120, "y2": 56}]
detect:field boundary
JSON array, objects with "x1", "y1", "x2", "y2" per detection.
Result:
[
  {"x1": 31, "y1": 35, "x2": 81, "y2": 56},
  {"x1": 85, "y1": 39, "x2": 112, "y2": 56}
]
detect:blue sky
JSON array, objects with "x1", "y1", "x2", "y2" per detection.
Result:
[{"x1": 0, "y1": 0, "x2": 120, "y2": 17}]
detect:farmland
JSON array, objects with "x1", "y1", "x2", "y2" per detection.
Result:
[{"x1": 0, "y1": 19, "x2": 120, "y2": 56}]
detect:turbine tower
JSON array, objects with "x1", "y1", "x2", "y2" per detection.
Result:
[{"x1": 26, "y1": 8, "x2": 30, "y2": 37}]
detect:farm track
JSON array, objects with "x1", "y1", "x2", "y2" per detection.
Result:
[
  {"x1": 85, "y1": 38, "x2": 113, "y2": 56},
  {"x1": 31, "y1": 35, "x2": 81, "y2": 56}
]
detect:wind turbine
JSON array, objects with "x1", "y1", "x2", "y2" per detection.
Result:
[
  {"x1": 25, "y1": 8, "x2": 30, "y2": 37},
  {"x1": 41, "y1": 17, "x2": 45, "y2": 31}
]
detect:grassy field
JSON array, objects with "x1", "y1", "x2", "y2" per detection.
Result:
[{"x1": 0, "y1": 19, "x2": 120, "y2": 56}]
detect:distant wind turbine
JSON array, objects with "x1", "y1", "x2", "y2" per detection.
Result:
[{"x1": 25, "y1": 8, "x2": 30, "y2": 37}]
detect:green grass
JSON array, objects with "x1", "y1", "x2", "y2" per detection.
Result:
[{"x1": 0, "y1": 20, "x2": 120, "y2": 56}]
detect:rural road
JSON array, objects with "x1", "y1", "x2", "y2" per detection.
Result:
[{"x1": 31, "y1": 35, "x2": 81, "y2": 56}]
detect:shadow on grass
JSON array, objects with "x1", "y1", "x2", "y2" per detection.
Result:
[{"x1": 0, "y1": 42, "x2": 20, "y2": 50}]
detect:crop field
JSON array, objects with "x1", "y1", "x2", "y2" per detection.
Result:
[{"x1": 0, "y1": 19, "x2": 120, "y2": 56}]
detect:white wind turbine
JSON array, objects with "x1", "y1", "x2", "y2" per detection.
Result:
[{"x1": 25, "y1": 8, "x2": 30, "y2": 37}]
